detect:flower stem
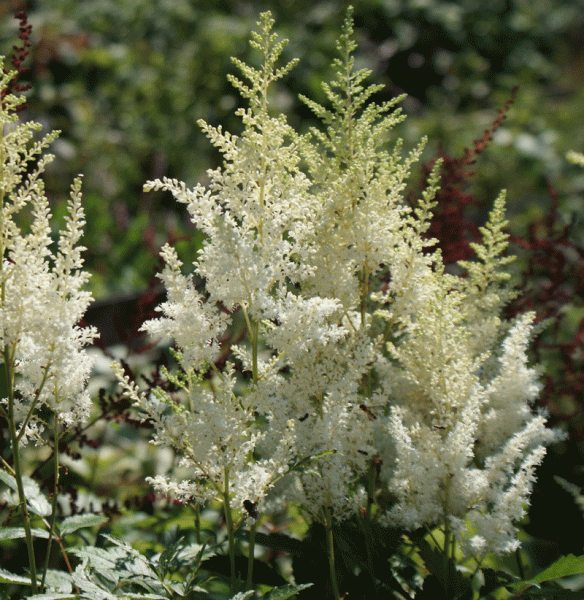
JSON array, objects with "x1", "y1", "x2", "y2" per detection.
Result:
[
  {"x1": 251, "y1": 319, "x2": 259, "y2": 386},
  {"x1": 40, "y1": 413, "x2": 61, "y2": 590},
  {"x1": 359, "y1": 462, "x2": 377, "y2": 586},
  {"x1": 324, "y1": 506, "x2": 341, "y2": 600},
  {"x1": 241, "y1": 305, "x2": 259, "y2": 386},
  {"x1": 193, "y1": 502, "x2": 201, "y2": 544},
  {"x1": 223, "y1": 467, "x2": 236, "y2": 592},
  {"x1": 442, "y1": 476, "x2": 453, "y2": 598},
  {"x1": 246, "y1": 517, "x2": 257, "y2": 591},
  {"x1": 5, "y1": 347, "x2": 38, "y2": 594}
]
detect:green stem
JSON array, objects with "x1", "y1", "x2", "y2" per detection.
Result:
[
  {"x1": 246, "y1": 517, "x2": 257, "y2": 591},
  {"x1": 193, "y1": 502, "x2": 201, "y2": 545},
  {"x1": 223, "y1": 467, "x2": 236, "y2": 593},
  {"x1": 359, "y1": 463, "x2": 377, "y2": 586},
  {"x1": 251, "y1": 320, "x2": 259, "y2": 386},
  {"x1": 0, "y1": 453, "x2": 15, "y2": 474},
  {"x1": 40, "y1": 413, "x2": 60, "y2": 590},
  {"x1": 16, "y1": 364, "x2": 50, "y2": 442},
  {"x1": 515, "y1": 548, "x2": 526, "y2": 581},
  {"x1": 360, "y1": 263, "x2": 370, "y2": 324},
  {"x1": 324, "y1": 506, "x2": 341, "y2": 600},
  {"x1": 241, "y1": 305, "x2": 259, "y2": 386},
  {"x1": 442, "y1": 477, "x2": 453, "y2": 599},
  {"x1": 5, "y1": 347, "x2": 38, "y2": 594}
]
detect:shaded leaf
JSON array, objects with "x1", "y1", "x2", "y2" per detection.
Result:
[
  {"x1": 25, "y1": 595, "x2": 88, "y2": 600},
  {"x1": 0, "y1": 469, "x2": 18, "y2": 492},
  {"x1": 0, "y1": 527, "x2": 49, "y2": 540},
  {"x1": 534, "y1": 554, "x2": 584, "y2": 583},
  {"x1": 264, "y1": 583, "x2": 313, "y2": 599},
  {"x1": 60, "y1": 514, "x2": 108, "y2": 536},
  {"x1": 22, "y1": 476, "x2": 51, "y2": 516},
  {"x1": 0, "y1": 567, "x2": 32, "y2": 584}
]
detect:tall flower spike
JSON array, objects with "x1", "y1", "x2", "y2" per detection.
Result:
[
  {"x1": 378, "y1": 192, "x2": 564, "y2": 558},
  {"x1": 130, "y1": 12, "x2": 308, "y2": 515},
  {"x1": 0, "y1": 58, "x2": 97, "y2": 443}
]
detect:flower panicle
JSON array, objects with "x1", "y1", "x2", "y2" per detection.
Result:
[{"x1": 133, "y1": 8, "x2": 562, "y2": 563}]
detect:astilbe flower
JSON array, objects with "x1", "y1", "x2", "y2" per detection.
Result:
[
  {"x1": 374, "y1": 193, "x2": 563, "y2": 557},
  {"x1": 0, "y1": 62, "x2": 97, "y2": 443},
  {"x1": 117, "y1": 9, "x2": 562, "y2": 557}
]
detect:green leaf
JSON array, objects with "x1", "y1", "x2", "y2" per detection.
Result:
[
  {"x1": 69, "y1": 546, "x2": 118, "y2": 576},
  {"x1": 514, "y1": 589, "x2": 584, "y2": 598},
  {"x1": 115, "y1": 595, "x2": 167, "y2": 599},
  {"x1": 22, "y1": 476, "x2": 51, "y2": 517},
  {"x1": 71, "y1": 572, "x2": 118, "y2": 600},
  {"x1": 0, "y1": 527, "x2": 49, "y2": 540},
  {"x1": 0, "y1": 469, "x2": 18, "y2": 492},
  {"x1": 505, "y1": 555, "x2": 584, "y2": 597},
  {"x1": 60, "y1": 513, "x2": 108, "y2": 536},
  {"x1": 25, "y1": 595, "x2": 88, "y2": 600},
  {"x1": 533, "y1": 554, "x2": 584, "y2": 583},
  {"x1": 0, "y1": 472, "x2": 51, "y2": 515},
  {"x1": 0, "y1": 567, "x2": 31, "y2": 584},
  {"x1": 264, "y1": 583, "x2": 313, "y2": 599},
  {"x1": 40, "y1": 568, "x2": 73, "y2": 594}
]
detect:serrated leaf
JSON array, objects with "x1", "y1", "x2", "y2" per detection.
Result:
[
  {"x1": 0, "y1": 527, "x2": 49, "y2": 540},
  {"x1": 72, "y1": 572, "x2": 118, "y2": 600},
  {"x1": 22, "y1": 476, "x2": 51, "y2": 516},
  {"x1": 0, "y1": 469, "x2": 18, "y2": 492},
  {"x1": 507, "y1": 554, "x2": 584, "y2": 597},
  {"x1": 41, "y1": 569, "x2": 73, "y2": 593},
  {"x1": 25, "y1": 595, "x2": 88, "y2": 600},
  {"x1": 264, "y1": 583, "x2": 312, "y2": 599},
  {"x1": 534, "y1": 554, "x2": 584, "y2": 583},
  {"x1": 0, "y1": 472, "x2": 50, "y2": 516},
  {"x1": 119, "y1": 595, "x2": 167, "y2": 599},
  {"x1": 0, "y1": 566, "x2": 32, "y2": 584},
  {"x1": 229, "y1": 592, "x2": 254, "y2": 600},
  {"x1": 70, "y1": 547, "x2": 118, "y2": 573},
  {"x1": 515, "y1": 589, "x2": 584, "y2": 598},
  {"x1": 60, "y1": 513, "x2": 108, "y2": 536},
  {"x1": 73, "y1": 539, "x2": 161, "y2": 589}
]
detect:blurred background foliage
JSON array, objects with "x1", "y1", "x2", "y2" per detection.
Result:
[
  {"x1": 2, "y1": 0, "x2": 584, "y2": 296},
  {"x1": 2, "y1": 0, "x2": 584, "y2": 582}
]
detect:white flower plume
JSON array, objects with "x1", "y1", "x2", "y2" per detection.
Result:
[{"x1": 0, "y1": 62, "x2": 97, "y2": 442}]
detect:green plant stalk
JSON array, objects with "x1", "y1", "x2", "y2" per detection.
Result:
[
  {"x1": 223, "y1": 467, "x2": 236, "y2": 592},
  {"x1": 252, "y1": 319, "x2": 259, "y2": 386},
  {"x1": 515, "y1": 548, "x2": 526, "y2": 580},
  {"x1": 40, "y1": 412, "x2": 61, "y2": 590},
  {"x1": 246, "y1": 304, "x2": 260, "y2": 590},
  {"x1": 240, "y1": 305, "x2": 259, "y2": 387},
  {"x1": 16, "y1": 365, "x2": 50, "y2": 442},
  {"x1": 246, "y1": 517, "x2": 257, "y2": 591},
  {"x1": 359, "y1": 462, "x2": 377, "y2": 586},
  {"x1": 5, "y1": 345, "x2": 38, "y2": 594},
  {"x1": 194, "y1": 502, "x2": 201, "y2": 544},
  {"x1": 442, "y1": 476, "x2": 453, "y2": 598},
  {"x1": 324, "y1": 505, "x2": 341, "y2": 600},
  {"x1": 360, "y1": 264, "x2": 370, "y2": 324}
]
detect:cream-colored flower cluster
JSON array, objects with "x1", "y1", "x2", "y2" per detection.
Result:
[
  {"x1": 0, "y1": 63, "x2": 96, "y2": 442},
  {"x1": 123, "y1": 11, "x2": 563, "y2": 557}
]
